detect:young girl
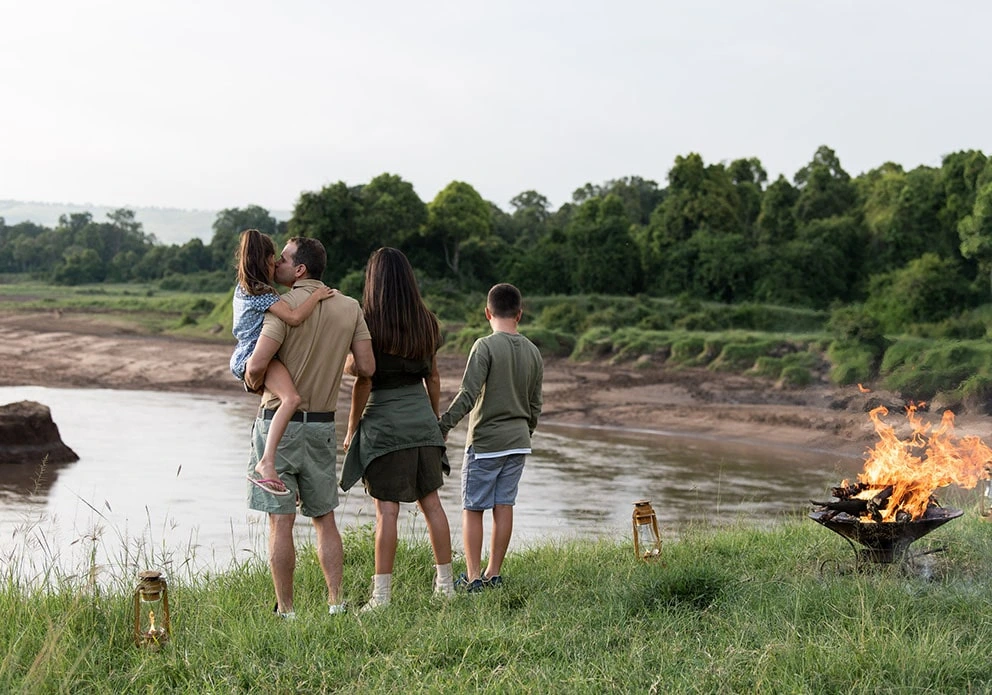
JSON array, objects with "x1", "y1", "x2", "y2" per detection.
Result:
[{"x1": 230, "y1": 228, "x2": 334, "y2": 496}]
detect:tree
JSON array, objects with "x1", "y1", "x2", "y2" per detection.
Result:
[
  {"x1": 686, "y1": 229, "x2": 754, "y2": 303},
  {"x1": 958, "y1": 179, "x2": 992, "y2": 295},
  {"x1": 756, "y1": 175, "x2": 799, "y2": 244},
  {"x1": 210, "y1": 205, "x2": 278, "y2": 271},
  {"x1": 288, "y1": 183, "x2": 364, "y2": 283},
  {"x1": 53, "y1": 247, "x2": 105, "y2": 285},
  {"x1": 939, "y1": 150, "x2": 987, "y2": 234},
  {"x1": 507, "y1": 190, "x2": 551, "y2": 244},
  {"x1": 727, "y1": 157, "x2": 767, "y2": 232},
  {"x1": 650, "y1": 154, "x2": 742, "y2": 246},
  {"x1": 566, "y1": 195, "x2": 641, "y2": 294},
  {"x1": 859, "y1": 164, "x2": 947, "y2": 275},
  {"x1": 358, "y1": 173, "x2": 427, "y2": 248},
  {"x1": 793, "y1": 145, "x2": 858, "y2": 223},
  {"x1": 425, "y1": 181, "x2": 490, "y2": 277}
]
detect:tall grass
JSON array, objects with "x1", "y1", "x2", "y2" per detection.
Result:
[{"x1": 3, "y1": 505, "x2": 992, "y2": 693}]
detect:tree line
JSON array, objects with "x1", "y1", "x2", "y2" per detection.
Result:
[{"x1": 2, "y1": 145, "x2": 991, "y2": 330}]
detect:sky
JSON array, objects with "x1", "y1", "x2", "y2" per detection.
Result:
[{"x1": 3, "y1": 0, "x2": 992, "y2": 214}]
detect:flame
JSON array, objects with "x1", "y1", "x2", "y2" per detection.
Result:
[
  {"x1": 858, "y1": 383, "x2": 871, "y2": 393},
  {"x1": 855, "y1": 405, "x2": 992, "y2": 521},
  {"x1": 149, "y1": 610, "x2": 156, "y2": 632}
]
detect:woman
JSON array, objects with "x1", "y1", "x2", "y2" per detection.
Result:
[{"x1": 341, "y1": 247, "x2": 455, "y2": 609}]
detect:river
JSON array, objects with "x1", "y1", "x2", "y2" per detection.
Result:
[{"x1": 0, "y1": 386, "x2": 863, "y2": 584}]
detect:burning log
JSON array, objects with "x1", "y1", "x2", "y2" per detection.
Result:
[{"x1": 809, "y1": 498, "x2": 869, "y2": 515}]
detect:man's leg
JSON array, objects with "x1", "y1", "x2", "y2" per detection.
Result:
[
  {"x1": 462, "y1": 509, "x2": 485, "y2": 581},
  {"x1": 485, "y1": 504, "x2": 513, "y2": 579},
  {"x1": 269, "y1": 512, "x2": 296, "y2": 613},
  {"x1": 312, "y1": 511, "x2": 343, "y2": 607}
]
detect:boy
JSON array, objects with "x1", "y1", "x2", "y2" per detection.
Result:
[{"x1": 438, "y1": 283, "x2": 543, "y2": 591}]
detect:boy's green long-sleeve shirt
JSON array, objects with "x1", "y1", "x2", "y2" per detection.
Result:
[{"x1": 439, "y1": 331, "x2": 543, "y2": 453}]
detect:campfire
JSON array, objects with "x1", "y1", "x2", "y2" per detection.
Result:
[{"x1": 810, "y1": 403, "x2": 992, "y2": 563}]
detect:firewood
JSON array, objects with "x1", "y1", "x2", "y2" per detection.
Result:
[{"x1": 810, "y1": 499, "x2": 869, "y2": 514}]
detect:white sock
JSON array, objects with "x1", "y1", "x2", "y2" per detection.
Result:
[{"x1": 435, "y1": 563, "x2": 453, "y2": 585}]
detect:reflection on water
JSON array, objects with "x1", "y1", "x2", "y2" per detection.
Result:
[{"x1": 0, "y1": 386, "x2": 863, "y2": 583}]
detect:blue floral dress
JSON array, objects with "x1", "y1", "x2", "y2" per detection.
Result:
[{"x1": 229, "y1": 285, "x2": 280, "y2": 380}]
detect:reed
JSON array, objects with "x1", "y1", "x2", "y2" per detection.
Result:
[{"x1": 2, "y1": 506, "x2": 992, "y2": 693}]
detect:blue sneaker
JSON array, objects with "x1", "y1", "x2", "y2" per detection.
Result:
[
  {"x1": 482, "y1": 574, "x2": 503, "y2": 589},
  {"x1": 455, "y1": 572, "x2": 486, "y2": 593}
]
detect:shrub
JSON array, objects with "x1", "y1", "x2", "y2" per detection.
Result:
[
  {"x1": 572, "y1": 326, "x2": 615, "y2": 359},
  {"x1": 778, "y1": 364, "x2": 814, "y2": 388},
  {"x1": 954, "y1": 374, "x2": 992, "y2": 414},
  {"x1": 827, "y1": 342, "x2": 877, "y2": 385},
  {"x1": 442, "y1": 325, "x2": 488, "y2": 354},
  {"x1": 708, "y1": 340, "x2": 777, "y2": 372},
  {"x1": 881, "y1": 341, "x2": 988, "y2": 400},
  {"x1": 538, "y1": 302, "x2": 585, "y2": 334},
  {"x1": 158, "y1": 270, "x2": 233, "y2": 293},
  {"x1": 521, "y1": 327, "x2": 575, "y2": 358},
  {"x1": 670, "y1": 336, "x2": 706, "y2": 365},
  {"x1": 610, "y1": 328, "x2": 673, "y2": 363}
]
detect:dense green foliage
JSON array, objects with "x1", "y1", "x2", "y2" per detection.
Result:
[
  {"x1": 3, "y1": 146, "x2": 992, "y2": 339},
  {"x1": 3, "y1": 507, "x2": 992, "y2": 693}
]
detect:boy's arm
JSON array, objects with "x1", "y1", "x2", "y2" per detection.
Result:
[
  {"x1": 528, "y1": 363, "x2": 544, "y2": 436},
  {"x1": 266, "y1": 285, "x2": 334, "y2": 327},
  {"x1": 438, "y1": 342, "x2": 489, "y2": 434}
]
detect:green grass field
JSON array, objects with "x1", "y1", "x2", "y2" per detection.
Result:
[{"x1": 3, "y1": 504, "x2": 992, "y2": 694}]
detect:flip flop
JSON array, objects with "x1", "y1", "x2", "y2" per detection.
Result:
[{"x1": 247, "y1": 476, "x2": 292, "y2": 496}]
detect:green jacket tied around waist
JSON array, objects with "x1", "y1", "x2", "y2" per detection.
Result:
[{"x1": 340, "y1": 382, "x2": 449, "y2": 491}]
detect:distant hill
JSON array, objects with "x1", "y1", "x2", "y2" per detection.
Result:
[{"x1": 0, "y1": 200, "x2": 291, "y2": 246}]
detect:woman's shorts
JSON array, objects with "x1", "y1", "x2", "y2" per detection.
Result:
[{"x1": 364, "y1": 446, "x2": 445, "y2": 503}]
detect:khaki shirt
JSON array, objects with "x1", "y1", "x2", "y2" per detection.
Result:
[{"x1": 258, "y1": 279, "x2": 371, "y2": 413}]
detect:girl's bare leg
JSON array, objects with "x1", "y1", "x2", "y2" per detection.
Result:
[
  {"x1": 254, "y1": 359, "x2": 301, "y2": 485},
  {"x1": 417, "y1": 490, "x2": 452, "y2": 565}
]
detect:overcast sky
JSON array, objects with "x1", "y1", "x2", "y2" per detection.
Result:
[{"x1": 3, "y1": 0, "x2": 991, "y2": 213}]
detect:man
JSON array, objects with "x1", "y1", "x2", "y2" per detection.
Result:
[{"x1": 245, "y1": 236, "x2": 374, "y2": 617}]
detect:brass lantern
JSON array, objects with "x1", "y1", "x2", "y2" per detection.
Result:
[
  {"x1": 632, "y1": 500, "x2": 662, "y2": 560},
  {"x1": 134, "y1": 570, "x2": 170, "y2": 648}
]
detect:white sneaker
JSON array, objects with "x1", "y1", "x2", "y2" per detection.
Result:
[
  {"x1": 434, "y1": 580, "x2": 456, "y2": 599},
  {"x1": 360, "y1": 595, "x2": 389, "y2": 612},
  {"x1": 328, "y1": 603, "x2": 346, "y2": 615}
]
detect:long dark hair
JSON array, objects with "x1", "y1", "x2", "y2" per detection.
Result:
[
  {"x1": 235, "y1": 229, "x2": 276, "y2": 296},
  {"x1": 362, "y1": 247, "x2": 441, "y2": 361}
]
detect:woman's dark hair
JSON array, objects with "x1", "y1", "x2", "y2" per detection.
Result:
[
  {"x1": 362, "y1": 247, "x2": 441, "y2": 360},
  {"x1": 235, "y1": 229, "x2": 277, "y2": 296}
]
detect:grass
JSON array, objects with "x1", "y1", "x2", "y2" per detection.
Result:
[
  {"x1": 0, "y1": 280, "x2": 229, "y2": 337},
  {"x1": 3, "y1": 504, "x2": 992, "y2": 693}
]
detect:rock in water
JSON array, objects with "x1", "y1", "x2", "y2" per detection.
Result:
[{"x1": 0, "y1": 401, "x2": 79, "y2": 464}]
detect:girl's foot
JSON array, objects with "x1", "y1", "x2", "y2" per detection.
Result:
[{"x1": 247, "y1": 475, "x2": 291, "y2": 496}]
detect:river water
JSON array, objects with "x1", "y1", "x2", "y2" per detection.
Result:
[{"x1": 0, "y1": 386, "x2": 864, "y2": 584}]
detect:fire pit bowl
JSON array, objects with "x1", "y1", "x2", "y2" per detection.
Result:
[{"x1": 809, "y1": 506, "x2": 963, "y2": 563}]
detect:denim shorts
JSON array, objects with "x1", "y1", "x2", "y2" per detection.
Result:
[
  {"x1": 461, "y1": 446, "x2": 526, "y2": 511},
  {"x1": 247, "y1": 417, "x2": 339, "y2": 518}
]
